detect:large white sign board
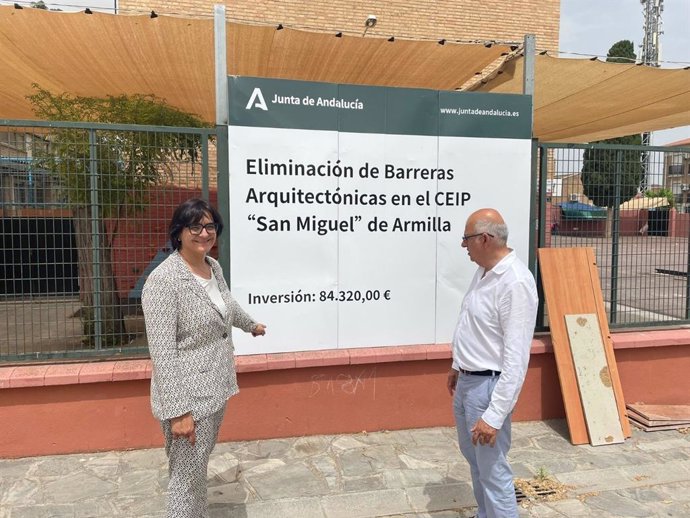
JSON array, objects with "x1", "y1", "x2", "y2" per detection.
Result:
[{"x1": 228, "y1": 78, "x2": 533, "y2": 354}]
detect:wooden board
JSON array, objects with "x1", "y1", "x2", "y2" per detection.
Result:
[
  {"x1": 565, "y1": 313, "x2": 625, "y2": 446},
  {"x1": 626, "y1": 404, "x2": 690, "y2": 422},
  {"x1": 627, "y1": 409, "x2": 690, "y2": 427},
  {"x1": 538, "y1": 248, "x2": 631, "y2": 444},
  {"x1": 629, "y1": 417, "x2": 690, "y2": 432}
]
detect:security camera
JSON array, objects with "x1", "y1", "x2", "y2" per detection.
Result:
[{"x1": 365, "y1": 15, "x2": 377, "y2": 28}]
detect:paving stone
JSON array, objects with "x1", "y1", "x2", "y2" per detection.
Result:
[
  {"x1": 398, "y1": 453, "x2": 443, "y2": 470},
  {"x1": 33, "y1": 455, "x2": 84, "y2": 477},
  {"x1": 117, "y1": 470, "x2": 162, "y2": 497},
  {"x1": 9, "y1": 504, "x2": 75, "y2": 518},
  {"x1": 574, "y1": 450, "x2": 658, "y2": 470},
  {"x1": 1, "y1": 478, "x2": 43, "y2": 507},
  {"x1": 321, "y1": 488, "x2": 413, "y2": 518},
  {"x1": 286, "y1": 436, "x2": 331, "y2": 458},
  {"x1": 0, "y1": 458, "x2": 39, "y2": 479},
  {"x1": 43, "y1": 471, "x2": 117, "y2": 504},
  {"x1": 238, "y1": 458, "x2": 285, "y2": 477},
  {"x1": 207, "y1": 481, "x2": 250, "y2": 505},
  {"x1": 221, "y1": 497, "x2": 325, "y2": 518},
  {"x1": 353, "y1": 430, "x2": 416, "y2": 446},
  {"x1": 255, "y1": 438, "x2": 295, "y2": 458},
  {"x1": 585, "y1": 491, "x2": 657, "y2": 517},
  {"x1": 338, "y1": 449, "x2": 377, "y2": 477},
  {"x1": 398, "y1": 445, "x2": 456, "y2": 464},
  {"x1": 119, "y1": 448, "x2": 167, "y2": 470},
  {"x1": 243, "y1": 461, "x2": 329, "y2": 500},
  {"x1": 406, "y1": 481, "x2": 476, "y2": 512},
  {"x1": 208, "y1": 454, "x2": 240, "y2": 484},
  {"x1": 342, "y1": 473, "x2": 385, "y2": 492},
  {"x1": 358, "y1": 444, "x2": 405, "y2": 470},
  {"x1": 660, "y1": 480, "x2": 690, "y2": 503},
  {"x1": 115, "y1": 494, "x2": 167, "y2": 516},
  {"x1": 330, "y1": 435, "x2": 369, "y2": 451},
  {"x1": 382, "y1": 468, "x2": 447, "y2": 488},
  {"x1": 82, "y1": 452, "x2": 121, "y2": 479},
  {"x1": 307, "y1": 453, "x2": 339, "y2": 479},
  {"x1": 74, "y1": 499, "x2": 122, "y2": 517},
  {"x1": 510, "y1": 461, "x2": 536, "y2": 479},
  {"x1": 541, "y1": 497, "x2": 598, "y2": 516},
  {"x1": 3, "y1": 421, "x2": 690, "y2": 517},
  {"x1": 636, "y1": 438, "x2": 690, "y2": 453}
]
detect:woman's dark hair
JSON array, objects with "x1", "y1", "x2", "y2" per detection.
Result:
[{"x1": 169, "y1": 198, "x2": 224, "y2": 251}]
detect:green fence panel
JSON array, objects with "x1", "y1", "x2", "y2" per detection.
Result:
[{"x1": 1, "y1": 120, "x2": 216, "y2": 361}]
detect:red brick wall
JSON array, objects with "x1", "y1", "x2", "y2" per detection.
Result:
[{"x1": 118, "y1": 0, "x2": 560, "y2": 51}]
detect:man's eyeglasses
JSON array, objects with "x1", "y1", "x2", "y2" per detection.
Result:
[
  {"x1": 461, "y1": 232, "x2": 494, "y2": 242},
  {"x1": 187, "y1": 223, "x2": 218, "y2": 235}
]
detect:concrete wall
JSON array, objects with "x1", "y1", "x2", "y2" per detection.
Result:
[{"x1": 2, "y1": 330, "x2": 689, "y2": 458}]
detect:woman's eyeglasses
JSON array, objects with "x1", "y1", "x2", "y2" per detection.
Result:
[{"x1": 187, "y1": 223, "x2": 218, "y2": 235}]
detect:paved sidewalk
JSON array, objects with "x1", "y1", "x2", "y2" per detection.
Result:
[{"x1": 1, "y1": 420, "x2": 689, "y2": 517}]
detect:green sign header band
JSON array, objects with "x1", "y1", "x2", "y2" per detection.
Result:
[{"x1": 229, "y1": 76, "x2": 532, "y2": 139}]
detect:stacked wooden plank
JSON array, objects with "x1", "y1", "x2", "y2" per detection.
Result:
[
  {"x1": 538, "y1": 248, "x2": 631, "y2": 446},
  {"x1": 627, "y1": 404, "x2": 690, "y2": 431}
]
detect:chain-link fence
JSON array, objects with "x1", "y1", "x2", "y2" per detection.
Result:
[
  {"x1": 1, "y1": 120, "x2": 217, "y2": 361},
  {"x1": 538, "y1": 141, "x2": 690, "y2": 328}
]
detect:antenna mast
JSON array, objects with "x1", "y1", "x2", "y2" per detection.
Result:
[{"x1": 639, "y1": 0, "x2": 664, "y2": 190}]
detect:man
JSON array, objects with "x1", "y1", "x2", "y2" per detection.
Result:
[{"x1": 447, "y1": 208, "x2": 538, "y2": 518}]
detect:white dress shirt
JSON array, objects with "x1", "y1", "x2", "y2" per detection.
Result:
[{"x1": 451, "y1": 250, "x2": 538, "y2": 429}]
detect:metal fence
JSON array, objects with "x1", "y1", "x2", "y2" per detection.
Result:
[
  {"x1": 1, "y1": 120, "x2": 217, "y2": 361},
  {"x1": 537, "y1": 141, "x2": 690, "y2": 329},
  {"x1": 2, "y1": 120, "x2": 690, "y2": 361}
]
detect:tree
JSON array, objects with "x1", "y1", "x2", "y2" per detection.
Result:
[
  {"x1": 581, "y1": 40, "x2": 644, "y2": 207},
  {"x1": 28, "y1": 85, "x2": 209, "y2": 347},
  {"x1": 606, "y1": 40, "x2": 636, "y2": 64}
]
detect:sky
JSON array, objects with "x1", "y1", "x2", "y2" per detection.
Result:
[{"x1": 560, "y1": 0, "x2": 690, "y2": 146}]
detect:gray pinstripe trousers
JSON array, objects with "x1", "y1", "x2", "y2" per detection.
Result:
[{"x1": 162, "y1": 405, "x2": 226, "y2": 518}]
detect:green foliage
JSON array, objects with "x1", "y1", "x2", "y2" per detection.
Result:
[
  {"x1": 606, "y1": 40, "x2": 636, "y2": 64},
  {"x1": 581, "y1": 134, "x2": 643, "y2": 207},
  {"x1": 26, "y1": 85, "x2": 211, "y2": 346},
  {"x1": 581, "y1": 40, "x2": 642, "y2": 207},
  {"x1": 28, "y1": 84, "x2": 209, "y2": 217},
  {"x1": 645, "y1": 188, "x2": 675, "y2": 208}
]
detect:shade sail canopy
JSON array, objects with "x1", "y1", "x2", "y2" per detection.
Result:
[
  {"x1": 619, "y1": 197, "x2": 670, "y2": 211},
  {"x1": 0, "y1": 7, "x2": 510, "y2": 124},
  {"x1": 473, "y1": 55, "x2": 690, "y2": 143},
  {"x1": 1, "y1": 6, "x2": 688, "y2": 143}
]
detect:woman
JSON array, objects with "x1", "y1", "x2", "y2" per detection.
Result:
[{"x1": 142, "y1": 198, "x2": 266, "y2": 517}]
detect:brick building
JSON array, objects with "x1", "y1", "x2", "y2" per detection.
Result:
[{"x1": 118, "y1": 0, "x2": 561, "y2": 51}]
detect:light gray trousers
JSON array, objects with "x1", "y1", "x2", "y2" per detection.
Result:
[
  {"x1": 453, "y1": 374, "x2": 517, "y2": 518},
  {"x1": 162, "y1": 405, "x2": 226, "y2": 518}
]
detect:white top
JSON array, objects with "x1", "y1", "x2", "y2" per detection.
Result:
[
  {"x1": 193, "y1": 269, "x2": 228, "y2": 319},
  {"x1": 451, "y1": 250, "x2": 538, "y2": 429}
]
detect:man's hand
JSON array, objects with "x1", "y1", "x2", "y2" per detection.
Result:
[
  {"x1": 471, "y1": 418, "x2": 498, "y2": 447},
  {"x1": 171, "y1": 412, "x2": 196, "y2": 445},
  {"x1": 252, "y1": 323, "x2": 267, "y2": 337},
  {"x1": 447, "y1": 369, "x2": 459, "y2": 396}
]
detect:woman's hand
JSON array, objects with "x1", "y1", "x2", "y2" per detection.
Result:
[
  {"x1": 171, "y1": 412, "x2": 196, "y2": 445},
  {"x1": 251, "y1": 323, "x2": 267, "y2": 337}
]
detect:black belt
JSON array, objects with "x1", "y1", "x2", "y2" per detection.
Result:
[{"x1": 459, "y1": 368, "x2": 501, "y2": 377}]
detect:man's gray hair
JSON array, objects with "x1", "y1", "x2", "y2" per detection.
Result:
[{"x1": 474, "y1": 219, "x2": 508, "y2": 246}]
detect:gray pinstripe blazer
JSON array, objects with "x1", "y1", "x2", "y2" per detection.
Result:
[{"x1": 142, "y1": 251, "x2": 257, "y2": 421}]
